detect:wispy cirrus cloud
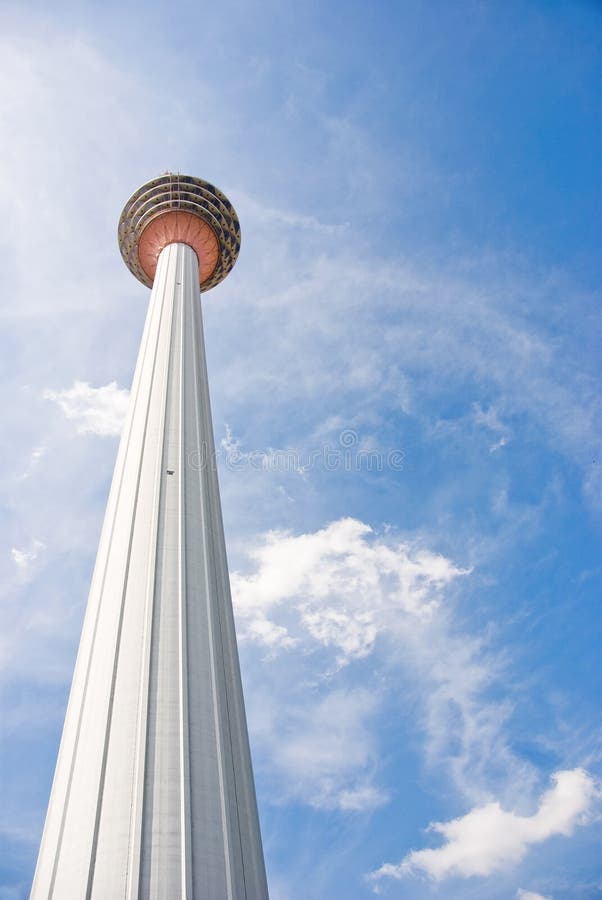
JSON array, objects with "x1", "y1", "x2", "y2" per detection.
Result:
[
  {"x1": 252, "y1": 685, "x2": 388, "y2": 812},
  {"x1": 516, "y1": 890, "x2": 553, "y2": 900},
  {"x1": 11, "y1": 539, "x2": 45, "y2": 571},
  {"x1": 472, "y1": 402, "x2": 512, "y2": 453}
]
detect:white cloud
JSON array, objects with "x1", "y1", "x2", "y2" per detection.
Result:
[
  {"x1": 232, "y1": 518, "x2": 532, "y2": 805},
  {"x1": 219, "y1": 425, "x2": 305, "y2": 476},
  {"x1": 472, "y1": 402, "x2": 512, "y2": 453},
  {"x1": 221, "y1": 423, "x2": 242, "y2": 457},
  {"x1": 30, "y1": 446, "x2": 45, "y2": 464},
  {"x1": 369, "y1": 768, "x2": 596, "y2": 884},
  {"x1": 16, "y1": 446, "x2": 46, "y2": 481},
  {"x1": 232, "y1": 517, "x2": 533, "y2": 813},
  {"x1": 255, "y1": 686, "x2": 388, "y2": 812},
  {"x1": 231, "y1": 517, "x2": 469, "y2": 664},
  {"x1": 237, "y1": 190, "x2": 344, "y2": 235},
  {"x1": 11, "y1": 539, "x2": 45, "y2": 570},
  {"x1": 245, "y1": 616, "x2": 296, "y2": 650},
  {"x1": 44, "y1": 380, "x2": 129, "y2": 436},
  {"x1": 516, "y1": 890, "x2": 553, "y2": 900},
  {"x1": 234, "y1": 518, "x2": 469, "y2": 812},
  {"x1": 215, "y1": 230, "x2": 602, "y2": 512}
]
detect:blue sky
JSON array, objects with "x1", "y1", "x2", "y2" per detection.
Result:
[{"x1": 0, "y1": 1, "x2": 600, "y2": 898}]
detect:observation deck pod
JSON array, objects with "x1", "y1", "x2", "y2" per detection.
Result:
[{"x1": 118, "y1": 173, "x2": 241, "y2": 291}]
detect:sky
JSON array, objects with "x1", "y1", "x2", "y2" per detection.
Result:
[{"x1": 0, "y1": 1, "x2": 600, "y2": 898}]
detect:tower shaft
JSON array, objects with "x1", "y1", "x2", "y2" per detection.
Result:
[{"x1": 32, "y1": 243, "x2": 269, "y2": 899}]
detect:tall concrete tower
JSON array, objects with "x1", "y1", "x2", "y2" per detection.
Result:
[{"x1": 31, "y1": 175, "x2": 269, "y2": 900}]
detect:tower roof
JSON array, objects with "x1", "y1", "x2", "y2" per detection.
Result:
[{"x1": 118, "y1": 173, "x2": 241, "y2": 291}]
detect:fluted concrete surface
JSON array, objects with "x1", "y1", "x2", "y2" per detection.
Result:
[{"x1": 31, "y1": 243, "x2": 269, "y2": 900}]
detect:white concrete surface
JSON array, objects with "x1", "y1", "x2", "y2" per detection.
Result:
[{"x1": 31, "y1": 243, "x2": 269, "y2": 899}]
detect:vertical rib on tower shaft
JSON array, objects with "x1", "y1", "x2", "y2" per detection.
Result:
[{"x1": 31, "y1": 243, "x2": 269, "y2": 900}]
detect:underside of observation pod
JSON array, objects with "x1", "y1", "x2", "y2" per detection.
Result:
[{"x1": 118, "y1": 173, "x2": 241, "y2": 291}]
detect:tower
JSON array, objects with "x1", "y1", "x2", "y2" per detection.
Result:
[{"x1": 31, "y1": 175, "x2": 269, "y2": 899}]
